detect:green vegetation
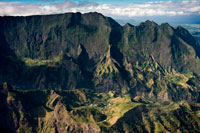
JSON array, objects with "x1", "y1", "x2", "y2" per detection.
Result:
[
  {"x1": 0, "y1": 12, "x2": 200, "y2": 132},
  {"x1": 95, "y1": 45, "x2": 119, "y2": 76},
  {"x1": 104, "y1": 94, "x2": 141, "y2": 125},
  {"x1": 165, "y1": 72, "x2": 194, "y2": 87},
  {"x1": 22, "y1": 56, "x2": 61, "y2": 66},
  {"x1": 1, "y1": 82, "x2": 200, "y2": 132},
  {"x1": 7, "y1": 92, "x2": 17, "y2": 102}
]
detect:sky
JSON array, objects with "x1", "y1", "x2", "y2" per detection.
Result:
[{"x1": 0, "y1": 0, "x2": 200, "y2": 24}]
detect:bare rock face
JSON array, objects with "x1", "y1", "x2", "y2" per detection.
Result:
[
  {"x1": 46, "y1": 102, "x2": 100, "y2": 133},
  {"x1": 0, "y1": 88, "x2": 101, "y2": 133},
  {"x1": 0, "y1": 12, "x2": 200, "y2": 132}
]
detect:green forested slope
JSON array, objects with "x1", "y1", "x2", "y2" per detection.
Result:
[{"x1": 0, "y1": 12, "x2": 200, "y2": 132}]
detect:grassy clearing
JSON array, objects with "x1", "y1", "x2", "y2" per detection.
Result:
[
  {"x1": 46, "y1": 92, "x2": 60, "y2": 110},
  {"x1": 22, "y1": 56, "x2": 61, "y2": 66},
  {"x1": 104, "y1": 94, "x2": 141, "y2": 125},
  {"x1": 154, "y1": 121, "x2": 168, "y2": 132},
  {"x1": 165, "y1": 72, "x2": 193, "y2": 87}
]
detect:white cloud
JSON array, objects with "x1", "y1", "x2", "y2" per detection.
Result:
[{"x1": 0, "y1": 1, "x2": 199, "y2": 17}]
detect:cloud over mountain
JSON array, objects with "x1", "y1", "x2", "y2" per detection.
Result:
[{"x1": 0, "y1": 0, "x2": 199, "y2": 17}]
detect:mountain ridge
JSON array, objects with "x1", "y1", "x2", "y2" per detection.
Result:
[
  {"x1": 0, "y1": 12, "x2": 200, "y2": 132},
  {"x1": 0, "y1": 12, "x2": 200, "y2": 91}
]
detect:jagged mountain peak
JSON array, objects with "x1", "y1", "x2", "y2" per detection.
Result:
[
  {"x1": 0, "y1": 12, "x2": 199, "y2": 91},
  {"x1": 138, "y1": 20, "x2": 158, "y2": 27},
  {"x1": 0, "y1": 12, "x2": 200, "y2": 133},
  {"x1": 144, "y1": 20, "x2": 158, "y2": 25},
  {"x1": 95, "y1": 45, "x2": 120, "y2": 76}
]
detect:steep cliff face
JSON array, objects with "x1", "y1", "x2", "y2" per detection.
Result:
[
  {"x1": 0, "y1": 12, "x2": 114, "y2": 59},
  {"x1": 0, "y1": 12, "x2": 199, "y2": 92},
  {"x1": 0, "y1": 12, "x2": 200, "y2": 132},
  {"x1": 120, "y1": 22, "x2": 200, "y2": 73}
]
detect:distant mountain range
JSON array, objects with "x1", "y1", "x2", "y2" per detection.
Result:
[
  {"x1": 180, "y1": 24, "x2": 200, "y2": 43},
  {"x1": 116, "y1": 19, "x2": 200, "y2": 44},
  {"x1": 0, "y1": 12, "x2": 200, "y2": 132}
]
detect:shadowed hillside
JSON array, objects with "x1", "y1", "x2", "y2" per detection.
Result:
[{"x1": 0, "y1": 12, "x2": 200, "y2": 132}]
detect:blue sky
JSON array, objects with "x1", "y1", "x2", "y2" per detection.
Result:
[{"x1": 0, "y1": 0, "x2": 199, "y2": 24}]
